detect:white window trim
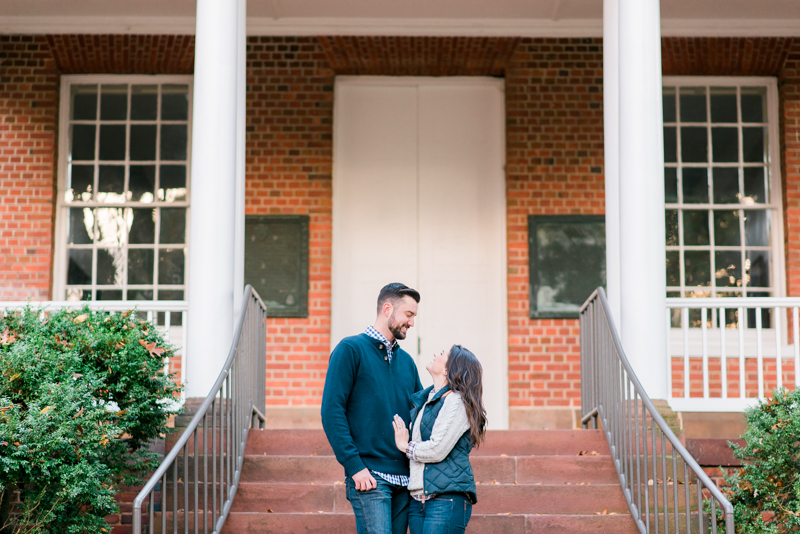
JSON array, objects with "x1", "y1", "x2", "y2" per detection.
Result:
[
  {"x1": 54, "y1": 74, "x2": 194, "y2": 301},
  {"x1": 662, "y1": 75, "x2": 785, "y2": 299}
]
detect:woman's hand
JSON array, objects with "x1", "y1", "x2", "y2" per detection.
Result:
[{"x1": 392, "y1": 414, "x2": 409, "y2": 452}]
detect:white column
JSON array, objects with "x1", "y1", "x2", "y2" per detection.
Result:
[
  {"x1": 603, "y1": 0, "x2": 621, "y2": 328},
  {"x1": 618, "y1": 0, "x2": 667, "y2": 397},
  {"x1": 233, "y1": 0, "x2": 247, "y2": 317},
  {"x1": 186, "y1": 0, "x2": 245, "y2": 397}
]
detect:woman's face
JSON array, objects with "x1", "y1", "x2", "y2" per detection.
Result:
[{"x1": 426, "y1": 348, "x2": 449, "y2": 381}]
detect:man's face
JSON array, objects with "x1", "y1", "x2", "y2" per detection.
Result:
[{"x1": 387, "y1": 296, "x2": 418, "y2": 340}]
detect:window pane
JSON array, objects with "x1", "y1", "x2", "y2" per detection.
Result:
[
  {"x1": 663, "y1": 89, "x2": 676, "y2": 122},
  {"x1": 715, "y1": 251, "x2": 742, "y2": 288},
  {"x1": 66, "y1": 288, "x2": 91, "y2": 301},
  {"x1": 157, "y1": 290, "x2": 183, "y2": 301},
  {"x1": 666, "y1": 250, "x2": 680, "y2": 286},
  {"x1": 742, "y1": 127, "x2": 766, "y2": 163},
  {"x1": 665, "y1": 168, "x2": 678, "y2": 203},
  {"x1": 741, "y1": 87, "x2": 766, "y2": 123},
  {"x1": 666, "y1": 210, "x2": 679, "y2": 246},
  {"x1": 162, "y1": 85, "x2": 189, "y2": 120},
  {"x1": 96, "y1": 289, "x2": 123, "y2": 300},
  {"x1": 160, "y1": 125, "x2": 187, "y2": 161},
  {"x1": 131, "y1": 85, "x2": 158, "y2": 120},
  {"x1": 684, "y1": 251, "x2": 711, "y2": 286},
  {"x1": 160, "y1": 208, "x2": 186, "y2": 244},
  {"x1": 710, "y1": 88, "x2": 737, "y2": 123},
  {"x1": 743, "y1": 167, "x2": 767, "y2": 203},
  {"x1": 129, "y1": 165, "x2": 155, "y2": 202},
  {"x1": 130, "y1": 125, "x2": 157, "y2": 161},
  {"x1": 71, "y1": 85, "x2": 97, "y2": 120},
  {"x1": 68, "y1": 165, "x2": 94, "y2": 202},
  {"x1": 744, "y1": 210, "x2": 771, "y2": 246},
  {"x1": 98, "y1": 165, "x2": 125, "y2": 202},
  {"x1": 680, "y1": 87, "x2": 707, "y2": 122},
  {"x1": 713, "y1": 210, "x2": 741, "y2": 246},
  {"x1": 97, "y1": 248, "x2": 124, "y2": 285},
  {"x1": 159, "y1": 249, "x2": 185, "y2": 285},
  {"x1": 100, "y1": 85, "x2": 127, "y2": 120},
  {"x1": 711, "y1": 127, "x2": 738, "y2": 162},
  {"x1": 683, "y1": 210, "x2": 709, "y2": 245},
  {"x1": 158, "y1": 165, "x2": 187, "y2": 202},
  {"x1": 680, "y1": 127, "x2": 708, "y2": 162},
  {"x1": 712, "y1": 167, "x2": 739, "y2": 204},
  {"x1": 128, "y1": 208, "x2": 156, "y2": 244},
  {"x1": 128, "y1": 289, "x2": 154, "y2": 300},
  {"x1": 127, "y1": 248, "x2": 154, "y2": 284},
  {"x1": 664, "y1": 127, "x2": 677, "y2": 163},
  {"x1": 68, "y1": 208, "x2": 93, "y2": 244},
  {"x1": 71, "y1": 125, "x2": 96, "y2": 161},
  {"x1": 99, "y1": 124, "x2": 126, "y2": 161},
  {"x1": 67, "y1": 249, "x2": 93, "y2": 284},
  {"x1": 95, "y1": 208, "x2": 127, "y2": 247},
  {"x1": 746, "y1": 251, "x2": 771, "y2": 287},
  {"x1": 682, "y1": 168, "x2": 708, "y2": 203}
]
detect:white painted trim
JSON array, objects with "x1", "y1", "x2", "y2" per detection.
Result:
[
  {"x1": 668, "y1": 397, "x2": 758, "y2": 412},
  {"x1": 5, "y1": 15, "x2": 800, "y2": 38}
]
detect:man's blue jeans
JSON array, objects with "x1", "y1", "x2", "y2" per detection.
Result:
[
  {"x1": 345, "y1": 475, "x2": 410, "y2": 534},
  {"x1": 408, "y1": 493, "x2": 472, "y2": 534}
]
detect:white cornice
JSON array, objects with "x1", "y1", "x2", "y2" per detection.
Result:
[{"x1": 2, "y1": 16, "x2": 800, "y2": 38}]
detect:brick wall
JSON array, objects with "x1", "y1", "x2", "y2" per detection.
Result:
[
  {"x1": 779, "y1": 39, "x2": 800, "y2": 299},
  {"x1": 245, "y1": 36, "x2": 335, "y2": 408},
  {"x1": 504, "y1": 38, "x2": 605, "y2": 412},
  {"x1": 0, "y1": 35, "x2": 58, "y2": 301}
]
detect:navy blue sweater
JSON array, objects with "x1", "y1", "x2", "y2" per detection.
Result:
[{"x1": 321, "y1": 333, "x2": 423, "y2": 477}]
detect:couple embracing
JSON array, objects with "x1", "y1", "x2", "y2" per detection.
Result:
[{"x1": 321, "y1": 283, "x2": 487, "y2": 534}]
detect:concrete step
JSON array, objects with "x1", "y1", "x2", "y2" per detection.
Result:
[
  {"x1": 230, "y1": 482, "x2": 631, "y2": 515},
  {"x1": 244, "y1": 429, "x2": 610, "y2": 456},
  {"x1": 221, "y1": 512, "x2": 640, "y2": 534}
]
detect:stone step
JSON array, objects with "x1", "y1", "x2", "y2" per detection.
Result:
[
  {"x1": 238, "y1": 454, "x2": 618, "y2": 485},
  {"x1": 230, "y1": 482, "x2": 631, "y2": 515},
  {"x1": 221, "y1": 512, "x2": 640, "y2": 534},
  {"x1": 243, "y1": 429, "x2": 610, "y2": 456}
]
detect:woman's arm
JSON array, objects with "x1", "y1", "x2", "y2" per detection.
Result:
[{"x1": 407, "y1": 393, "x2": 470, "y2": 464}]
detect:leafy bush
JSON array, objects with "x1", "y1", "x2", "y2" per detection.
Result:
[
  {"x1": 720, "y1": 387, "x2": 800, "y2": 533},
  {"x1": 0, "y1": 307, "x2": 181, "y2": 533}
]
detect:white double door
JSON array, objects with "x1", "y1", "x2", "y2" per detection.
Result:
[{"x1": 331, "y1": 77, "x2": 508, "y2": 429}]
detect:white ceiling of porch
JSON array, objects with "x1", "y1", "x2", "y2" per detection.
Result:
[{"x1": 2, "y1": 0, "x2": 800, "y2": 36}]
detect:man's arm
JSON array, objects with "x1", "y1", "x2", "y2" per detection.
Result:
[{"x1": 320, "y1": 341, "x2": 366, "y2": 476}]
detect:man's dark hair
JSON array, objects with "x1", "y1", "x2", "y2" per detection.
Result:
[{"x1": 376, "y1": 283, "x2": 420, "y2": 314}]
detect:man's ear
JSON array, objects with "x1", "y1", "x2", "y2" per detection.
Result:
[{"x1": 382, "y1": 301, "x2": 393, "y2": 318}]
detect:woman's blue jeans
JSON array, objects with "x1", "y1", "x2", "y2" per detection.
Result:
[
  {"x1": 408, "y1": 493, "x2": 473, "y2": 534},
  {"x1": 345, "y1": 475, "x2": 410, "y2": 534}
]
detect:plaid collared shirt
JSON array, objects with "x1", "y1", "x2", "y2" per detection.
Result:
[
  {"x1": 363, "y1": 325, "x2": 409, "y2": 487},
  {"x1": 364, "y1": 325, "x2": 398, "y2": 363}
]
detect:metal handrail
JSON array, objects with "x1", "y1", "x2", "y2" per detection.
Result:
[
  {"x1": 580, "y1": 288, "x2": 734, "y2": 534},
  {"x1": 132, "y1": 285, "x2": 267, "y2": 534}
]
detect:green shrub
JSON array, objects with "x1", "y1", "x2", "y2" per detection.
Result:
[
  {"x1": 0, "y1": 307, "x2": 182, "y2": 533},
  {"x1": 720, "y1": 387, "x2": 800, "y2": 533}
]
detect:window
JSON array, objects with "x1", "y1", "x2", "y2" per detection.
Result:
[
  {"x1": 663, "y1": 78, "x2": 784, "y2": 303},
  {"x1": 55, "y1": 76, "x2": 192, "y2": 302}
]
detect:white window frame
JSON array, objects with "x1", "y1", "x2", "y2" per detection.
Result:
[
  {"x1": 662, "y1": 76, "x2": 785, "y2": 299},
  {"x1": 53, "y1": 74, "x2": 193, "y2": 301}
]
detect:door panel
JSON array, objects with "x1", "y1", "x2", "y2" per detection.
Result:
[{"x1": 332, "y1": 77, "x2": 508, "y2": 428}]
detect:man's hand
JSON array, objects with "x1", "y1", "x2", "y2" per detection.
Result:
[
  {"x1": 392, "y1": 414, "x2": 409, "y2": 453},
  {"x1": 352, "y1": 468, "x2": 377, "y2": 491}
]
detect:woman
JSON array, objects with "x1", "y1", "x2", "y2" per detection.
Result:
[{"x1": 391, "y1": 345, "x2": 487, "y2": 534}]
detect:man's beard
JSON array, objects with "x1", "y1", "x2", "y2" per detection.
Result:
[{"x1": 388, "y1": 316, "x2": 408, "y2": 340}]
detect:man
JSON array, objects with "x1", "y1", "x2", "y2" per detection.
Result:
[{"x1": 321, "y1": 283, "x2": 423, "y2": 534}]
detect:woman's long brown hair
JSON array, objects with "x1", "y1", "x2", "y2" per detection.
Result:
[{"x1": 445, "y1": 345, "x2": 487, "y2": 447}]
